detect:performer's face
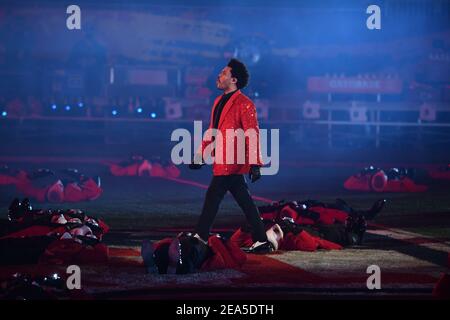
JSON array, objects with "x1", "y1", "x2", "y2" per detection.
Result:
[{"x1": 216, "y1": 66, "x2": 236, "y2": 91}]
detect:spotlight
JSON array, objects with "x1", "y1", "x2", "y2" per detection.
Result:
[
  {"x1": 254, "y1": 92, "x2": 259, "y2": 98},
  {"x1": 150, "y1": 112, "x2": 156, "y2": 119},
  {"x1": 1, "y1": 111, "x2": 7, "y2": 117},
  {"x1": 65, "y1": 105, "x2": 71, "y2": 111},
  {"x1": 137, "y1": 107, "x2": 143, "y2": 113},
  {"x1": 51, "y1": 104, "x2": 57, "y2": 110},
  {"x1": 112, "y1": 109, "x2": 118, "y2": 116},
  {"x1": 78, "y1": 102, "x2": 84, "y2": 108}
]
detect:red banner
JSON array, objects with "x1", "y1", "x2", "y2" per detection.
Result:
[{"x1": 307, "y1": 77, "x2": 403, "y2": 94}]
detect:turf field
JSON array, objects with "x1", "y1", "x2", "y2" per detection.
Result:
[{"x1": 0, "y1": 160, "x2": 449, "y2": 299}]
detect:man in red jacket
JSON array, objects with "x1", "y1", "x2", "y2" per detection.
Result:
[{"x1": 189, "y1": 59, "x2": 272, "y2": 254}]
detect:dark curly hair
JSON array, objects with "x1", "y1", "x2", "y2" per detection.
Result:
[{"x1": 227, "y1": 58, "x2": 250, "y2": 89}]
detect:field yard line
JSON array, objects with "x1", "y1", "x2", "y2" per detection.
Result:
[
  {"x1": 367, "y1": 224, "x2": 450, "y2": 253},
  {"x1": 369, "y1": 224, "x2": 446, "y2": 238}
]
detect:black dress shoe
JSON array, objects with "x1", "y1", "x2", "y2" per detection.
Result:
[
  {"x1": 345, "y1": 214, "x2": 367, "y2": 245},
  {"x1": 242, "y1": 241, "x2": 275, "y2": 254}
]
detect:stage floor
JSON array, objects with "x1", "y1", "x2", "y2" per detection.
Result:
[{"x1": 1, "y1": 160, "x2": 449, "y2": 299}]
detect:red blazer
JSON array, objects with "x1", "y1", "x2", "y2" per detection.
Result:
[{"x1": 199, "y1": 90, "x2": 263, "y2": 176}]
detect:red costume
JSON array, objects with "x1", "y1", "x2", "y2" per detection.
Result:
[
  {"x1": 344, "y1": 167, "x2": 428, "y2": 193},
  {"x1": 109, "y1": 159, "x2": 180, "y2": 178},
  {"x1": 199, "y1": 90, "x2": 263, "y2": 176},
  {"x1": 1, "y1": 201, "x2": 110, "y2": 265},
  {"x1": 7, "y1": 170, "x2": 102, "y2": 203}
]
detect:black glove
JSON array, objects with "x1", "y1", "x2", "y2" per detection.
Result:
[
  {"x1": 189, "y1": 154, "x2": 204, "y2": 170},
  {"x1": 189, "y1": 163, "x2": 204, "y2": 170},
  {"x1": 249, "y1": 165, "x2": 261, "y2": 183}
]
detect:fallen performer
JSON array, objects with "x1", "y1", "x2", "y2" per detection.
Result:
[
  {"x1": 427, "y1": 164, "x2": 450, "y2": 181},
  {"x1": 344, "y1": 166, "x2": 428, "y2": 192},
  {"x1": 231, "y1": 198, "x2": 387, "y2": 250},
  {"x1": 141, "y1": 232, "x2": 247, "y2": 275},
  {"x1": 107, "y1": 155, "x2": 180, "y2": 178},
  {"x1": 0, "y1": 199, "x2": 109, "y2": 265},
  {"x1": 140, "y1": 199, "x2": 386, "y2": 274},
  {"x1": 0, "y1": 272, "x2": 68, "y2": 300},
  {"x1": 0, "y1": 167, "x2": 102, "y2": 203}
]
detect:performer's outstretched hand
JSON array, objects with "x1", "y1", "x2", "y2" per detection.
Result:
[{"x1": 249, "y1": 165, "x2": 261, "y2": 183}]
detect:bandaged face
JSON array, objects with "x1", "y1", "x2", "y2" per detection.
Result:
[{"x1": 266, "y1": 224, "x2": 284, "y2": 251}]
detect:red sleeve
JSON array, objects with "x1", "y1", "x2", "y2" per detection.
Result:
[{"x1": 239, "y1": 101, "x2": 264, "y2": 166}]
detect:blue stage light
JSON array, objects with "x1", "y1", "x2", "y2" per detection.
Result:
[
  {"x1": 51, "y1": 104, "x2": 57, "y2": 110},
  {"x1": 78, "y1": 102, "x2": 84, "y2": 108},
  {"x1": 112, "y1": 110, "x2": 118, "y2": 116},
  {"x1": 65, "y1": 105, "x2": 71, "y2": 111},
  {"x1": 1, "y1": 111, "x2": 7, "y2": 117},
  {"x1": 137, "y1": 107, "x2": 143, "y2": 113},
  {"x1": 150, "y1": 112, "x2": 156, "y2": 118}
]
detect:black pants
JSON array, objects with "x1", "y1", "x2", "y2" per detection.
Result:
[{"x1": 195, "y1": 174, "x2": 267, "y2": 243}]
